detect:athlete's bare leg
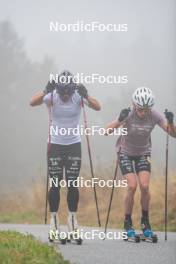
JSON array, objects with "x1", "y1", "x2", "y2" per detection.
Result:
[
  {"x1": 137, "y1": 171, "x2": 150, "y2": 211},
  {"x1": 124, "y1": 173, "x2": 137, "y2": 215}
]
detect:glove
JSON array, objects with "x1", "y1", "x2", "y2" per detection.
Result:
[
  {"x1": 44, "y1": 80, "x2": 56, "y2": 94},
  {"x1": 118, "y1": 108, "x2": 131, "y2": 122},
  {"x1": 164, "y1": 109, "x2": 174, "y2": 124},
  {"x1": 77, "y1": 84, "x2": 88, "y2": 99}
]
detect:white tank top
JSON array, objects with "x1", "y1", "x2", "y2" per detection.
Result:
[{"x1": 43, "y1": 90, "x2": 82, "y2": 145}]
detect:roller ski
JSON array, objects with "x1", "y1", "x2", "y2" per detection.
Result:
[
  {"x1": 48, "y1": 213, "x2": 67, "y2": 244},
  {"x1": 67, "y1": 229, "x2": 83, "y2": 245},
  {"x1": 66, "y1": 212, "x2": 83, "y2": 245},
  {"x1": 48, "y1": 228, "x2": 67, "y2": 244},
  {"x1": 123, "y1": 218, "x2": 140, "y2": 243},
  {"x1": 139, "y1": 217, "x2": 158, "y2": 243}
]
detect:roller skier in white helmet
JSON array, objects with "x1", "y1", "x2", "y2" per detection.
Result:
[{"x1": 106, "y1": 87, "x2": 176, "y2": 240}]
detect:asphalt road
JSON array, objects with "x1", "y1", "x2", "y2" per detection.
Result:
[{"x1": 0, "y1": 224, "x2": 176, "y2": 264}]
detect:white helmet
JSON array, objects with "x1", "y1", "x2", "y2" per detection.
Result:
[{"x1": 132, "y1": 87, "x2": 155, "y2": 108}]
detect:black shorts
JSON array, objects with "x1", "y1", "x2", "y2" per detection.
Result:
[
  {"x1": 47, "y1": 142, "x2": 81, "y2": 183},
  {"x1": 118, "y1": 152, "x2": 151, "y2": 176}
]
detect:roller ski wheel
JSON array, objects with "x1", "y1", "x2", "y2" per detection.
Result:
[
  {"x1": 76, "y1": 237, "x2": 83, "y2": 245},
  {"x1": 59, "y1": 237, "x2": 67, "y2": 245},
  {"x1": 152, "y1": 234, "x2": 158, "y2": 243},
  {"x1": 67, "y1": 229, "x2": 83, "y2": 245},
  {"x1": 48, "y1": 229, "x2": 67, "y2": 244},
  {"x1": 135, "y1": 235, "x2": 141, "y2": 243},
  {"x1": 140, "y1": 232, "x2": 158, "y2": 243},
  {"x1": 66, "y1": 234, "x2": 83, "y2": 245}
]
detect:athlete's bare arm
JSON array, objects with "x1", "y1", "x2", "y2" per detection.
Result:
[
  {"x1": 86, "y1": 96, "x2": 101, "y2": 111},
  {"x1": 30, "y1": 92, "x2": 101, "y2": 110},
  {"x1": 160, "y1": 122, "x2": 176, "y2": 138},
  {"x1": 105, "y1": 119, "x2": 123, "y2": 135},
  {"x1": 30, "y1": 91, "x2": 45, "y2": 106}
]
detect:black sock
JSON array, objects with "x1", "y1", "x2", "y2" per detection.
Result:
[
  {"x1": 142, "y1": 210, "x2": 148, "y2": 218},
  {"x1": 125, "y1": 214, "x2": 132, "y2": 221}
]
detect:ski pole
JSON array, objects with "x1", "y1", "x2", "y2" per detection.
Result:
[
  {"x1": 164, "y1": 110, "x2": 169, "y2": 241},
  {"x1": 81, "y1": 98, "x2": 101, "y2": 227},
  {"x1": 44, "y1": 156, "x2": 49, "y2": 224},
  {"x1": 45, "y1": 92, "x2": 53, "y2": 224},
  {"x1": 104, "y1": 160, "x2": 119, "y2": 237}
]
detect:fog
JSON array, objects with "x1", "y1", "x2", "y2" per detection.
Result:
[{"x1": 0, "y1": 0, "x2": 176, "y2": 191}]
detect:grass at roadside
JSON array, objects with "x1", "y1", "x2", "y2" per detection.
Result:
[
  {"x1": 0, "y1": 211, "x2": 39, "y2": 224},
  {"x1": 0, "y1": 231, "x2": 69, "y2": 264},
  {"x1": 0, "y1": 166, "x2": 175, "y2": 231}
]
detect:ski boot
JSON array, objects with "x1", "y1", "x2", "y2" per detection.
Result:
[
  {"x1": 48, "y1": 213, "x2": 67, "y2": 244},
  {"x1": 124, "y1": 218, "x2": 140, "y2": 243},
  {"x1": 140, "y1": 217, "x2": 158, "y2": 243},
  {"x1": 67, "y1": 212, "x2": 83, "y2": 245},
  {"x1": 48, "y1": 228, "x2": 66, "y2": 244}
]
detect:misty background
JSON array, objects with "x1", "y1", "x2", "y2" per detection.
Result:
[{"x1": 0, "y1": 0, "x2": 176, "y2": 193}]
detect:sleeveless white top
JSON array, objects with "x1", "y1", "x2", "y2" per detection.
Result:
[{"x1": 43, "y1": 90, "x2": 82, "y2": 145}]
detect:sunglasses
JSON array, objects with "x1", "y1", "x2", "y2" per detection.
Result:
[{"x1": 136, "y1": 107, "x2": 151, "y2": 113}]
